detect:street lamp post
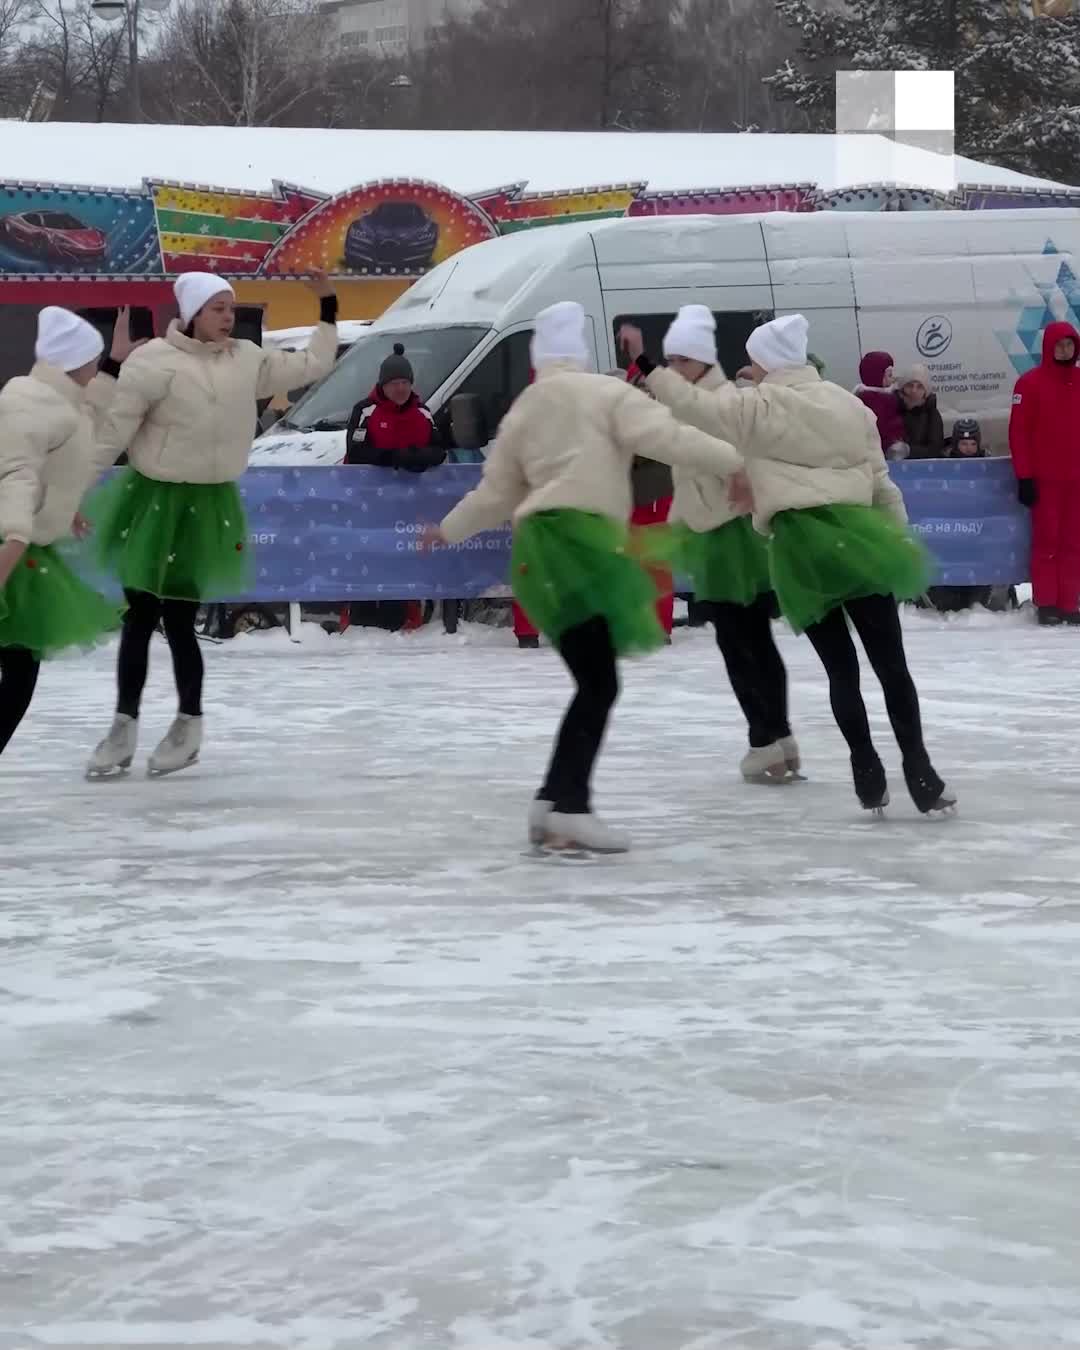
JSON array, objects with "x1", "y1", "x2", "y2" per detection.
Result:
[{"x1": 90, "y1": 0, "x2": 171, "y2": 123}]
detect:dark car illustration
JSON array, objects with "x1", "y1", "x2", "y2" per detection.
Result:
[
  {"x1": 343, "y1": 201, "x2": 438, "y2": 273},
  {"x1": 0, "y1": 210, "x2": 108, "y2": 263}
]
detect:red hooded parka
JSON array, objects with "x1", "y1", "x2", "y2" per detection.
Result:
[
  {"x1": 855, "y1": 352, "x2": 908, "y2": 455},
  {"x1": 1009, "y1": 321, "x2": 1080, "y2": 612}
]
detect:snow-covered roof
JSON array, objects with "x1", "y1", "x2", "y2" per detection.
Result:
[
  {"x1": 264, "y1": 320, "x2": 370, "y2": 350},
  {"x1": 1, "y1": 123, "x2": 1072, "y2": 195}
]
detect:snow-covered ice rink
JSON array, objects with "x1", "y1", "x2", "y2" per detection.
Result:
[{"x1": 2, "y1": 609, "x2": 1079, "y2": 1350}]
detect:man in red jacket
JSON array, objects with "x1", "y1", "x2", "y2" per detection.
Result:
[
  {"x1": 345, "y1": 344, "x2": 445, "y2": 472},
  {"x1": 1009, "y1": 320, "x2": 1080, "y2": 625},
  {"x1": 343, "y1": 344, "x2": 445, "y2": 632}
]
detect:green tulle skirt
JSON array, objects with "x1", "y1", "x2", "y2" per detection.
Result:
[
  {"x1": 672, "y1": 516, "x2": 771, "y2": 607},
  {"x1": 87, "y1": 469, "x2": 251, "y2": 603},
  {"x1": 512, "y1": 509, "x2": 668, "y2": 657},
  {"x1": 0, "y1": 541, "x2": 122, "y2": 660},
  {"x1": 768, "y1": 504, "x2": 933, "y2": 634}
]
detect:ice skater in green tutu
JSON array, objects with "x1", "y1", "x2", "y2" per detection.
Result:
[
  {"x1": 0, "y1": 307, "x2": 146, "y2": 757},
  {"x1": 421, "y1": 300, "x2": 741, "y2": 855},
  {"x1": 83, "y1": 270, "x2": 338, "y2": 779},
  {"x1": 620, "y1": 307, "x2": 800, "y2": 786},
  {"x1": 628, "y1": 312, "x2": 955, "y2": 818}
]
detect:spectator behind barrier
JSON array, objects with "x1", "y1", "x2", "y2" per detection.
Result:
[
  {"x1": 926, "y1": 416, "x2": 993, "y2": 613},
  {"x1": 345, "y1": 344, "x2": 446, "y2": 473},
  {"x1": 342, "y1": 344, "x2": 452, "y2": 634},
  {"x1": 894, "y1": 363, "x2": 945, "y2": 459},
  {"x1": 855, "y1": 351, "x2": 909, "y2": 461}
]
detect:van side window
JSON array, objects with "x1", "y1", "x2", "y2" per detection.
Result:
[
  {"x1": 437, "y1": 330, "x2": 533, "y2": 454},
  {"x1": 613, "y1": 310, "x2": 775, "y2": 380}
]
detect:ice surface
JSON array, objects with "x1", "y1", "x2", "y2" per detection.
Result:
[
  {"x1": 2, "y1": 609, "x2": 1079, "y2": 1350},
  {"x1": 3, "y1": 124, "x2": 1072, "y2": 197}
]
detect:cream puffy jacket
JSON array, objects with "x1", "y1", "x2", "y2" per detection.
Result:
[
  {"x1": 667, "y1": 365, "x2": 746, "y2": 534},
  {"x1": 97, "y1": 319, "x2": 337, "y2": 483},
  {"x1": 440, "y1": 361, "x2": 740, "y2": 544},
  {"x1": 645, "y1": 363, "x2": 906, "y2": 532},
  {"x1": 0, "y1": 362, "x2": 118, "y2": 546}
]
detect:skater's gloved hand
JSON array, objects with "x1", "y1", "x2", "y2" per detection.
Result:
[
  {"x1": 1017, "y1": 478, "x2": 1037, "y2": 508},
  {"x1": 418, "y1": 524, "x2": 446, "y2": 553},
  {"x1": 0, "y1": 538, "x2": 28, "y2": 589}
]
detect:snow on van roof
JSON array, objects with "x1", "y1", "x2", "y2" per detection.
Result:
[
  {"x1": 2, "y1": 124, "x2": 1071, "y2": 195},
  {"x1": 264, "y1": 320, "x2": 370, "y2": 350}
]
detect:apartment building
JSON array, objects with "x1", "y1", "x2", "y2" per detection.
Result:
[{"x1": 322, "y1": 0, "x2": 483, "y2": 53}]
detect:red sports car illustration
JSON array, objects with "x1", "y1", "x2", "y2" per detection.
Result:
[{"x1": 1, "y1": 210, "x2": 108, "y2": 263}]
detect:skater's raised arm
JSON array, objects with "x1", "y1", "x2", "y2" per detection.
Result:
[
  {"x1": 256, "y1": 275, "x2": 338, "y2": 400},
  {"x1": 610, "y1": 383, "x2": 741, "y2": 478},
  {"x1": 82, "y1": 308, "x2": 150, "y2": 471},
  {"x1": 439, "y1": 409, "x2": 528, "y2": 544}
]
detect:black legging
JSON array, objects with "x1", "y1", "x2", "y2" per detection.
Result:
[
  {"x1": 711, "y1": 592, "x2": 791, "y2": 748},
  {"x1": 117, "y1": 589, "x2": 203, "y2": 718},
  {"x1": 0, "y1": 645, "x2": 40, "y2": 755},
  {"x1": 538, "y1": 615, "x2": 619, "y2": 815},
  {"x1": 804, "y1": 593, "x2": 936, "y2": 787}
]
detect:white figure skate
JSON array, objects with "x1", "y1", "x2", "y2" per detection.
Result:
[
  {"x1": 528, "y1": 799, "x2": 554, "y2": 845},
  {"x1": 148, "y1": 714, "x2": 202, "y2": 777},
  {"x1": 86, "y1": 714, "x2": 138, "y2": 780},
  {"x1": 742, "y1": 738, "x2": 805, "y2": 785},
  {"x1": 539, "y1": 812, "x2": 630, "y2": 857}
]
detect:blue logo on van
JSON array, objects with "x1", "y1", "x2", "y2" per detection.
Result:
[{"x1": 916, "y1": 315, "x2": 953, "y2": 358}]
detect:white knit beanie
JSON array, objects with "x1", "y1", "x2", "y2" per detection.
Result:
[
  {"x1": 174, "y1": 272, "x2": 236, "y2": 326},
  {"x1": 663, "y1": 305, "x2": 718, "y2": 366},
  {"x1": 893, "y1": 362, "x2": 932, "y2": 392},
  {"x1": 35, "y1": 306, "x2": 104, "y2": 372},
  {"x1": 530, "y1": 301, "x2": 591, "y2": 371},
  {"x1": 746, "y1": 314, "x2": 810, "y2": 373}
]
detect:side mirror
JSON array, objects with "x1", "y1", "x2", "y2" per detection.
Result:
[{"x1": 450, "y1": 393, "x2": 487, "y2": 451}]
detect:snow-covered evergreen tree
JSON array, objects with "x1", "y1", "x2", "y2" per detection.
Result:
[{"x1": 768, "y1": 0, "x2": 1080, "y2": 184}]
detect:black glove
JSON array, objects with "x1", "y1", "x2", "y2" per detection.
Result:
[
  {"x1": 1017, "y1": 478, "x2": 1037, "y2": 509},
  {"x1": 634, "y1": 354, "x2": 657, "y2": 377}
]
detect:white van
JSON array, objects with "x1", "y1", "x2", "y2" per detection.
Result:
[{"x1": 252, "y1": 207, "x2": 1080, "y2": 465}]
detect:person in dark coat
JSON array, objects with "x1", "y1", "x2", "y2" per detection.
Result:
[
  {"x1": 343, "y1": 344, "x2": 447, "y2": 633},
  {"x1": 927, "y1": 417, "x2": 992, "y2": 613},
  {"x1": 894, "y1": 363, "x2": 945, "y2": 459}
]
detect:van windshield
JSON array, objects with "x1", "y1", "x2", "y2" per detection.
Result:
[{"x1": 274, "y1": 325, "x2": 490, "y2": 432}]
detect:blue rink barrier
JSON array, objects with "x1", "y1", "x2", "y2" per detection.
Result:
[{"x1": 74, "y1": 459, "x2": 1030, "y2": 602}]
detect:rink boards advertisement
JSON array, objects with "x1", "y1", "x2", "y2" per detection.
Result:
[{"x1": 72, "y1": 459, "x2": 1031, "y2": 603}]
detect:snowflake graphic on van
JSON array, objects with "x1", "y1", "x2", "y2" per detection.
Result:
[{"x1": 997, "y1": 243, "x2": 1080, "y2": 375}]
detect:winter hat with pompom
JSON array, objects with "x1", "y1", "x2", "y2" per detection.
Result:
[
  {"x1": 35, "y1": 306, "x2": 104, "y2": 372},
  {"x1": 174, "y1": 273, "x2": 235, "y2": 326},
  {"x1": 746, "y1": 313, "x2": 810, "y2": 373},
  {"x1": 379, "y1": 343, "x2": 414, "y2": 385},
  {"x1": 663, "y1": 305, "x2": 718, "y2": 366},
  {"x1": 530, "y1": 301, "x2": 591, "y2": 371}
]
